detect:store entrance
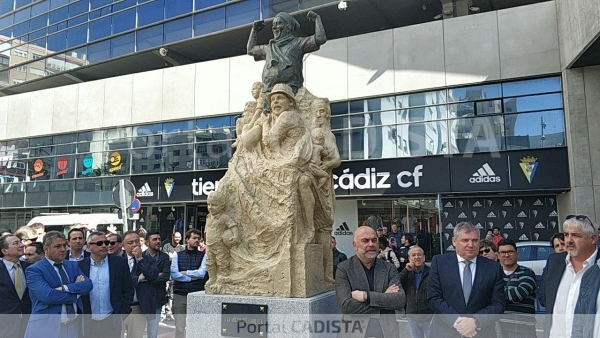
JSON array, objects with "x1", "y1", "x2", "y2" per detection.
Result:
[
  {"x1": 138, "y1": 205, "x2": 185, "y2": 244},
  {"x1": 357, "y1": 198, "x2": 440, "y2": 259}
]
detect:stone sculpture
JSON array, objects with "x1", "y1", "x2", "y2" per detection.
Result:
[{"x1": 204, "y1": 12, "x2": 340, "y2": 297}]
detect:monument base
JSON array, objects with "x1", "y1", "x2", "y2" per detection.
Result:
[{"x1": 187, "y1": 291, "x2": 341, "y2": 338}]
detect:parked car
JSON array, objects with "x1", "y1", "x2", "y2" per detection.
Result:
[{"x1": 516, "y1": 241, "x2": 554, "y2": 276}]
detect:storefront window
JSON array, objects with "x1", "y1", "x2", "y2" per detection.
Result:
[{"x1": 450, "y1": 116, "x2": 504, "y2": 154}]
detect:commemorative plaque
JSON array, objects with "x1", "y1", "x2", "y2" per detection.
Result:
[{"x1": 221, "y1": 303, "x2": 268, "y2": 338}]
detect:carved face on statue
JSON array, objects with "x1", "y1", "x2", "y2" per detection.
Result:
[
  {"x1": 312, "y1": 99, "x2": 330, "y2": 128},
  {"x1": 270, "y1": 93, "x2": 293, "y2": 116},
  {"x1": 272, "y1": 16, "x2": 291, "y2": 40},
  {"x1": 251, "y1": 82, "x2": 263, "y2": 100}
]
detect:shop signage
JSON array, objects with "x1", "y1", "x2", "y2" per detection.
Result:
[
  {"x1": 508, "y1": 148, "x2": 569, "y2": 190},
  {"x1": 31, "y1": 159, "x2": 46, "y2": 179},
  {"x1": 108, "y1": 152, "x2": 122, "y2": 173},
  {"x1": 57, "y1": 157, "x2": 68, "y2": 176},
  {"x1": 81, "y1": 154, "x2": 94, "y2": 176},
  {"x1": 332, "y1": 156, "x2": 451, "y2": 196}
]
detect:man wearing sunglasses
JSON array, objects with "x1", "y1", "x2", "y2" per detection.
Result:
[
  {"x1": 78, "y1": 232, "x2": 134, "y2": 338},
  {"x1": 541, "y1": 215, "x2": 599, "y2": 338}
]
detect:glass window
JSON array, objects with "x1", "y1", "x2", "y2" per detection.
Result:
[
  {"x1": 503, "y1": 93, "x2": 563, "y2": 114},
  {"x1": 49, "y1": 6, "x2": 68, "y2": 24},
  {"x1": 195, "y1": 140, "x2": 232, "y2": 169},
  {"x1": 112, "y1": 8, "x2": 135, "y2": 34},
  {"x1": 69, "y1": 0, "x2": 88, "y2": 17},
  {"x1": 517, "y1": 245, "x2": 532, "y2": 261},
  {"x1": 448, "y1": 84, "x2": 501, "y2": 103},
  {"x1": 31, "y1": 1, "x2": 49, "y2": 16},
  {"x1": 14, "y1": 7, "x2": 31, "y2": 23},
  {"x1": 13, "y1": 20, "x2": 30, "y2": 38},
  {"x1": 399, "y1": 122, "x2": 448, "y2": 157},
  {"x1": 331, "y1": 102, "x2": 348, "y2": 116},
  {"x1": 164, "y1": 16, "x2": 191, "y2": 44},
  {"x1": 16, "y1": 0, "x2": 31, "y2": 9},
  {"x1": 333, "y1": 129, "x2": 349, "y2": 160},
  {"x1": 87, "y1": 39, "x2": 110, "y2": 63},
  {"x1": 193, "y1": 8, "x2": 225, "y2": 36},
  {"x1": 90, "y1": 0, "x2": 111, "y2": 10},
  {"x1": 25, "y1": 181, "x2": 49, "y2": 207},
  {"x1": 47, "y1": 30, "x2": 67, "y2": 52},
  {"x1": 0, "y1": 14, "x2": 13, "y2": 30},
  {"x1": 66, "y1": 23, "x2": 87, "y2": 48},
  {"x1": 105, "y1": 137, "x2": 130, "y2": 150},
  {"x1": 52, "y1": 144, "x2": 77, "y2": 155},
  {"x1": 225, "y1": 0, "x2": 259, "y2": 28},
  {"x1": 131, "y1": 147, "x2": 163, "y2": 174},
  {"x1": 30, "y1": 136, "x2": 54, "y2": 146},
  {"x1": 450, "y1": 116, "x2": 504, "y2": 154},
  {"x1": 162, "y1": 144, "x2": 194, "y2": 171},
  {"x1": 397, "y1": 90, "x2": 446, "y2": 107},
  {"x1": 136, "y1": 24, "x2": 163, "y2": 51},
  {"x1": 74, "y1": 178, "x2": 102, "y2": 205},
  {"x1": 137, "y1": 0, "x2": 164, "y2": 27},
  {"x1": 29, "y1": 14, "x2": 47, "y2": 31},
  {"x1": 196, "y1": 116, "x2": 234, "y2": 130},
  {"x1": 50, "y1": 0, "x2": 68, "y2": 9},
  {"x1": 398, "y1": 105, "x2": 446, "y2": 122},
  {"x1": 111, "y1": 32, "x2": 134, "y2": 58},
  {"x1": 504, "y1": 110, "x2": 565, "y2": 149},
  {"x1": 536, "y1": 245, "x2": 554, "y2": 261},
  {"x1": 89, "y1": 16, "x2": 111, "y2": 41},
  {"x1": 165, "y1": 0, "x2": 192, "y2": 19},
  {"x1": 0, "y1": 0, "x2": 14, "y2": 14},
  {"x1": 331, "y1": 116, "x2": 348, "y2": 130},
  {"x1": 449, "y1": 100, "x2": 502, "y2": 118},
  {"x1": 67, "y1": 13, "x2": 86, "y2": 27},
  {"x1": 196, "y1": 0, "x2": 223, "y2": 10},
  {"x1": 503, "y1": 77, "x2": 561, "y2": 97},
  {"x1": 49, "y1": 180, "x2": 73, "y2": 206},
  {"x1": 54, "y1": 133, "x2": 78, "y2": 145},
  {"x1": 113, "y1": 0, "x2": 136, "y2": 11}
]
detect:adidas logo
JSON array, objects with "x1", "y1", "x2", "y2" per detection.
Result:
[
  {"x1": 445, "y1": 223, "x2": 454, "y2": 229},
  {"x1": 444, "y1": 202, "x2": 453, "y2": 208},
  {"x1": 446, "y1": 245, "x2": 456, "y2": 252},
  {"x1": 166, "y1": 212, "x2": 175, "y2": 220},
  {"x1": 472, "y1": 201, "x2": 482, "y2": 207},
  {"x1": 535, "y1": 222, "x2": 545, "y2": 229},
  {"x1": 137, "y1": 182, "x2": 154, "y2": 197},
  {"x1": 475, "y1": 223, "x2": 483, "y2": 229},
  {"x1": 503, "y1": 200, "x2": 513, "y2": 207},
  {"x1": 504, "y1": 223, "x2": 514, "y2": 229},
  {"x1": 533, "y1": 199, "x2": 543, "y2": 206},
  {"x1": 487, "y1": 212, "x2": 496, "y2": 218},
  {"x1": 469, "y1": 163, "x2": 501, "y2": 184},
  {"x1": 334, "y1": 222, "x2": 353, "y2": 236},
  {"x1": 549, "y1": 210, "x2": 558, "y2": 217},
  {"x1": 517, "y1": 211, "x2": 527, "y2": 218},
  {"x1": 458, "y1": 212, "x2": 467, "y2": 219},
  {"x1": 519, "y1": 234, "x2": 529, "y2": 241}
]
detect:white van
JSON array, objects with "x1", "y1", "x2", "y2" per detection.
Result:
[{"x1": 27, "y1": 213, "x2": 139, "y2": 236}]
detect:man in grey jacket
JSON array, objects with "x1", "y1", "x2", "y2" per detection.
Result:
[{"x1": 335, "y1": 226, "x2": 406, "y2": 338}]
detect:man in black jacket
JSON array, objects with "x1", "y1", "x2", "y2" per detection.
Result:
[
  {"x1": 0, "y1": 234, "x2": 31, "y2": 338},
  {"x1": 144, "y1": 232, "x2": 170, "y2": 338},
  {"x1": 399, "y1": 245, "x2": 431, "y2": 338},
  {"x1": 331, "y1": 236, "x2": 347, "y2": 278}
]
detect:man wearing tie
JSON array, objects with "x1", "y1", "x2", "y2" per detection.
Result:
[
  {"x1": 79, "y1": 232, "x2": 134, "y2": 338},
  {"x1": 121, "y1": 230, "x2": 158, "y2": 338},
  {"x1": 427, "y1": 222, "x2": 504, "y2": 338},
  {"x1": 24, "y1": 231, "x2": 93, "y2": 338},
  {"x1": 0, "y1": 234, "x2": 32, "y2": 338}
]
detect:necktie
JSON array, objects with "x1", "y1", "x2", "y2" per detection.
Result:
[
  {"x1": 13, "y1": 263, "x2": 24, "y2": 299},
  {"x1": 54, "y1": 263, "x2": 76, "y2": 320},
  {"x1": 462, "y1": 260, "x2": 472, "y2": 304}
]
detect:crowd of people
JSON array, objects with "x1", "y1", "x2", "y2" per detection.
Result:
[
  {"x1": 334, "y1": 215, "x2": 600, "y2": 338},
  {"x1": 0, "y1": 225, "x2": 207, "y2": 338}
]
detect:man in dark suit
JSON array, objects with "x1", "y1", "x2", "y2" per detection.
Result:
[
  {"x1": 399, "y1": 245, "x2": 432, "y2": 338},
  {"x1": 540, "y1": 215, "x2": 599, "y2": 338},
  {"x1": 143, "y1": 232, "x2": 170, "y2": 338},
  {"x1": 24, "y1": 231, "x2": 93, "y2": 338},
  {"x1": 335, "y1": 226, "x2": 406, "y2": 338},
  {"x1": 66, "y1": 228, "x2": 90, "y2": 262},
  {"x1": 121, "y1": 230, "x2": 159, "y2": 338},
  {"x1": 427, "y1": 222, "x2": 504, "y2": 338},
  {"x1": 0, "y1": 234, "x2": 32, "y2": 338},
  {"x1": 79, "y1": 231, "x2": 134, "y2": 338}
]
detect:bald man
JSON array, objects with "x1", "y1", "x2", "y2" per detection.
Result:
[{"x1": 335, "y1": 226, "x2": 406, "y2": 338}]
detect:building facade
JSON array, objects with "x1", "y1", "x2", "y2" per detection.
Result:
[{"x1": 0, "y1": 0, "x2": 598, "y2": 257}]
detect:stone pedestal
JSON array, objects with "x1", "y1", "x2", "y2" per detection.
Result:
[{"x1": 187, "y1": 291, "x2": 341, "y2": 338}]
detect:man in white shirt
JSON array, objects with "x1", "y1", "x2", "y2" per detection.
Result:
[{"x1": 541, "y1": 215, "x2": 599, "y2": 338}]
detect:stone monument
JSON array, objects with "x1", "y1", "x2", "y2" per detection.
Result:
[{"x1": 203, "y1": 10, "x2": 341, "y2": 298}]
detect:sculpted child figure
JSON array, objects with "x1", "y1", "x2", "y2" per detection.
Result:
[{"x1": 205, "y1": 190, "x2": 240, "y2": 292}]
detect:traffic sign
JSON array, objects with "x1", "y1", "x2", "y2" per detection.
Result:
[
  {"x1": 112, "y1": 179, "x2": 136, "y2": 209},
  {"x1": 130, "y1": 198, "x2": 141, "y2": 213}
]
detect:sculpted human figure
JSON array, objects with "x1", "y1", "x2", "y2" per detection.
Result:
[
  {"x1": 205, "y1": 190, "x2": 239, "y2": 292},
  {"x1": 247, "y1": 11, "x2": 326, "y2": 112},
  {"x1": 233, "y1": 82, "x2": 264, "y2": 149}
]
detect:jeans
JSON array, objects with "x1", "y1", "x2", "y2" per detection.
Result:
[
  {"x1": 407, "y1": 317, "x2": 431, "y2": 338},
  {"x1": 146, "y1": 306, "x2": 163, "y2": 338}
]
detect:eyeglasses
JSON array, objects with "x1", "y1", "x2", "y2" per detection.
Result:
[
  {"x1": 499, "y1": 250, "x2": 517, "y2": 256},
  {"x1": 90, "y1": 240, "x2": 111, "y2": 246},
  {"x1": 108, "y1": 241, "x2": 120, "y2": 246},
  {"x1": 479, "y1": 248, "x2": 492, "y2": 255}
]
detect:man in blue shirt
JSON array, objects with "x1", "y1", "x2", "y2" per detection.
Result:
[
  {"x1": 170, "y1": 229, "x2": 207, "y2": 338},
  {"x1": 79, "y1": 232, "x2": 134, "y2": 338}
]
